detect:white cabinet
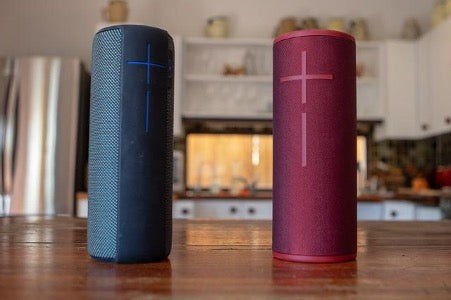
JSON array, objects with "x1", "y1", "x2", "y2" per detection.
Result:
[
  {"x1": 174, "y1": 199, "x2": 441, "y2": 221},
  {"x1": 357, "y1": 202, "x2": 383, "y2": 220},
  {"x1": 377, "y1": 18, "x2": 451, "y2": 140},
  {"x1": 429, "y1": 18, "x2": 451, "y2": 135},
  {"x1": 415, "y1": 18, "x2": 451, "y2": 138},
  {"x1": 416, "y1": 32, "x2": 433, "y2": 136},
  {"x1": 415, "y1": 206, "x2": 442, "y2": 221},
  {"x1": 383, "y1": 200, "x2": 416, "y2": 221},
  {"x1": 244, "y1": 200, "x2": 272, "y2": 220},
  {"x1": 194, "y1": 200, "x2": 245, "y2": 219},
  {"x1": 377, "y1": 40, "x2": 417, "y2": 139},
  {"x1": 173, "y1": 200, "x2": 195, "y2": 219},
  {"x1": 76, "y1": 194, "x2": 88, "y2": 218},
  {"x1": 382, "y1": 201, "x2": 442, "y2": 221},
  {"x1": 174, "y1": 199, "x2": 272, "y2": 220}
]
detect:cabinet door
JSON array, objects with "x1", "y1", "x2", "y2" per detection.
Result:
[
  {"x1": 432, "y1": 19, "x2": 451, "y2": 134},
  {"x1": 383, "y1": 200, "x2": 415, "y2": 221},
  {"x1": 194, "y1": 200, "x2": 244, "y2": 219},
  {"x1": 416, "y1": 33, "x2": 433, "y2": 136},
  {"x1": 383, "y1": 41, "x2": 417, "y2": 138},
  {"x1": 244, "y1": 200, "x2": 272, "y2": 220},
  {"x1": 76, "y1": 196, "x2": 88, "y2": 218},
  {"x1": 357, "y1": 202, "x2": 383, "y2": 220},
  {"x1": 415, "y1": 206, "x2": 442, "y2": 221},
  {"x1": 173, "y1": 200, "x2": 195, "y2": 219}
]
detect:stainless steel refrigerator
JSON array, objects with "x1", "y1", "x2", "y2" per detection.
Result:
[{"x1": 0, "y1": 56, "x2": 90, "y2": 216}]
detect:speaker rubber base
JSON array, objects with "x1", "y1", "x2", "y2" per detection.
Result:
[
  {"x1": 90, "y1": 254, "x2": 170, "y2": 264},
  {"x1": 273, "y1": 251, "x2": 356, "y2": 263},
  {"x1": 89, "y1": 255, "x2": 115, "y2": 263}
]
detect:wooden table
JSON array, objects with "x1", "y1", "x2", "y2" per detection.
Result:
[{"x1": 0, "y1": 217, "x2": 450, "y2": 299}]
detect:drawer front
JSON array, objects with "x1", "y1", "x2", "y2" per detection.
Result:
[
  {"x1": 415, "y1": 206, "x2": 442, "y2": 221},
  {"x1": 173, "y1": 200, "x2": 195, "y2": 219},
  {"x1": 194, "y1": 200, "x2": 244, "y2": 219},
  {"x1": 244, "y1": 200, "x2": 272, "y2": 220},
  {"x1": 357, "y1": 202, "x2": 383, "y2": 220},
  {"x1": 77, "y1": 197, "x2": 88, "y2": 218},
  {"x1": 383, "y1": 201, "x2": 415, "y2": 220}
]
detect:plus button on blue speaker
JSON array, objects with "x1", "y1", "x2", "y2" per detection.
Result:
[{"x1": 127, "y1": 43, "x2": 166, "y2": 133}]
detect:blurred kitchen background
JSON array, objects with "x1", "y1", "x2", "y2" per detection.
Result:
[{"x1": 1, "y1": 0, "x2": 451, "y2": 221}]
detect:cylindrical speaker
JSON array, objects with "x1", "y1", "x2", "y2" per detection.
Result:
[
  {"x1": 88, "y1": 25, "x2": 174, "y2": 263},
  {"x1": 273, "y1": 30, "x2": 356, "y2": 263}
]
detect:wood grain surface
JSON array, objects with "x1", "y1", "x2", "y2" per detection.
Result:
[{"x1": 0, "y1": 217, "x2": 450, "y2": 299}]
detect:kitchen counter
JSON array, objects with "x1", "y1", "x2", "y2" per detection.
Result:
[
  {"x1": 175, "y1": 193, "x2": 441, "y2": 206},
  {"x1": 175, "y1": 190, "x2": 273, "y2": 199},
  {"x1": 78, "y1": 191, "x2": 443, "y2": 205},
  {"x1": 1, "y1": 217, "x2": 450, "y2": 298}
]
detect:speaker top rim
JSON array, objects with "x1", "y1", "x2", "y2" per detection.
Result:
[
  {"x1": 95, "y1": 24, "x2": 169, "y2": 38},
  {"x1": 274, "y1": 29, "x2": 355, "y2": 45}
]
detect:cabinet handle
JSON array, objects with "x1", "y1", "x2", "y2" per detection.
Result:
[
  {"x1": 421, "y1": 123, "x2": 429, "y2": 131},
  {"x1": 229, "y1": 207, "x2": 238, "y2": 214},
  {"x1": 390, "y1": 210, "x2": 398, "y2": 218},
  {"x1": 445, "y1": 117, "x2": 451, "y2": 125},
  {"x1": 248, "y1": 207, "x2": 256, "y2": 215},
  {"x1": 181, "y1": 208, "x2": 189, "y2": 215}
]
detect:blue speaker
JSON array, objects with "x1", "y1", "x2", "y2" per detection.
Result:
[{"x1": 88, "y1": 25, "x2": 174, "y2": 263}]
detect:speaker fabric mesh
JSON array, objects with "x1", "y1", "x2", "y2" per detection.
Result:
[
  {"x1": 163, "y1": 40, "x2": 175, "y2": 252},
  {"x1": 88, "y1": 28, "x2": 122, "y2": 260},
  {"x1": 273, "y1": 31, "x2": 356, "y2": 262}
]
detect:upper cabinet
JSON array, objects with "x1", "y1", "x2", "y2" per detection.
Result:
[
  {"x1": 416, "y1": 18, "x2": 451, "y2": 138},
  {"x1": 377, "y1": 18, "x2": 451, "y2": 140},
  {"x1": 376, "y1": 40, "x2": 417, "y2": 139},
  {"x1": 416, "y1": 30, "x2": 432, "y2": 136},
  {"x1": 428, "y1": 18, "x2": 451, "y2": 136}
]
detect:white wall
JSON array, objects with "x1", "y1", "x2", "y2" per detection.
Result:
[{"x1": 0, "y1": 0, "x2": 435, "y2": 65}]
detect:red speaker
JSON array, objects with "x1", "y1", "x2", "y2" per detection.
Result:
[{"x1": 273, "y1": 30, "x2": 357, "y2": 263}]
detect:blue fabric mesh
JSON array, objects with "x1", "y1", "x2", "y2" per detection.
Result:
[{"x1": 87, "y1": 27, "x2": 122, "y2": 260}]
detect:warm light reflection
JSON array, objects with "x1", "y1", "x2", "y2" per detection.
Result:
[
  {"x1": 357, "y1": 136, "x2": 367, "y2": 178},
  {"x1": 272, "y1": 258, "x2": 358, "y2": 288},
  {"x1": 187, "y1": 134, "x2": 367, "y2": 191},
  {"x1": 185, "y1": 222, "x2": 271, "y2": 246},
  {"x1": 357, "y1": 228, "x2": 368, "y2": 254},
  {"x1": 186, "y1": 134, "x2": 273, "y2": 189}
]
